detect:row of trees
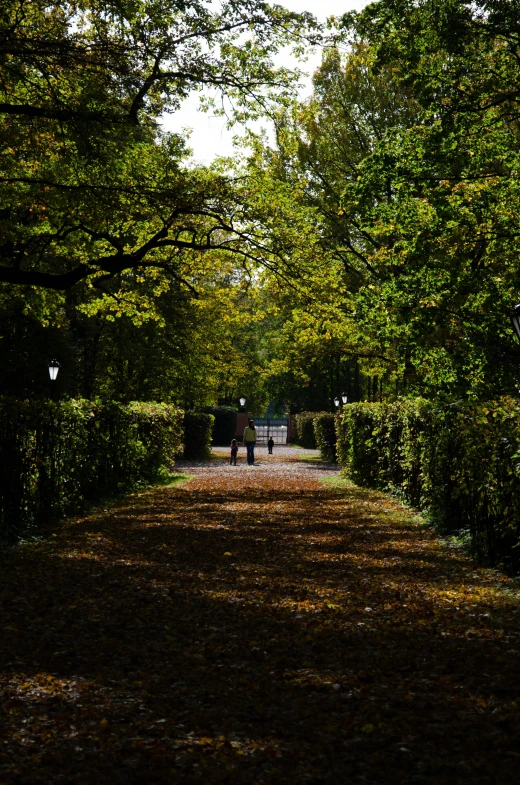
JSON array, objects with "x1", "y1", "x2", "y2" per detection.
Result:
[
  {"x1": 3, "y1": 0, "x2": 520, "y2": 410},
  {"x1": 247, "y1": 0, "x2": 520, "y2": 403},
  {"x1": 0, "y1": 0, "x2": 314, "y2": 410}
]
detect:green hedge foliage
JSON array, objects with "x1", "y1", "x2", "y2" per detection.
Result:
[
  {"x1": 294, "y1": 412, "x2": 324, "y2": 449},
  {"x1": 202, "y1": 406, "x2": 237, "y2": 445},
  {"x1": 336, "y1": 398, "x2": 520, "y2": 571},
  {"x1": 0, "y1": 398, "x2": 183, "y2": 541},
  {"x1": 313, "y1": 413, "x2": 338, "y2": 462},
  {"x1": 183, "y1": 412, "x2": 214, "y2": 459}
]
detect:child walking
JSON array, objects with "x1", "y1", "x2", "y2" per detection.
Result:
[{"x1": 230, "y1": 439, "x2": 238, "y2": 465}]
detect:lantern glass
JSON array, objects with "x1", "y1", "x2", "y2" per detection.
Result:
[
  {"x1": 334, "y1": 397, "x2": 340, "y2": 407},
  {"x1": 341, "y1": 392, "x2": 348, "y2": 404},
  {"x1": 239, "y1": 397, "x2": 246, "y2": 407},
  {"x1": 48, "y1": 360, "x2": 60, "y2": 381},
  {"x1": 511, "y1": 304, "x2": 520, "y2": 343}
]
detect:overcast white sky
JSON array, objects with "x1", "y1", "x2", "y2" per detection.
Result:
[{"x1": 161, "y1": 0, "x2": 373, "y2": 163}]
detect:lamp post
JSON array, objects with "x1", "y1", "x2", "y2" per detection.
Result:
[
  {"x1": 239, "y1": 396, "x2": 246, "y2": 410},
  {"x1": 48, "y1": 359, "x2": 60, "y2": 381},
  {"x1": 341, "y1": 392, "x2": 348, "y2": 405},
  {"x1": 334, "y1": 396, "x2": 340, "y2": 408}
]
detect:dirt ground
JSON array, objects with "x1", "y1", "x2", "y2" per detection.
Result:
[{"x1": 1, "y1": 446, "x2": 520, "y2": 784}]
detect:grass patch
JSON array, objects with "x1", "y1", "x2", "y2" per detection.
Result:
[
  {"x1": 297, "y1": 454, "x2": 322, "y2": 463},
  {"x1": 124, "y1": 472, "x2": 194, "y2": 502},
  {"x1": 162, "y1": 472, "x2": 194, "y2": 487},
  {"x1": 320, "y1": 474, "x2": 352, "y2": 490},
  {"x1": 319, "y1": 473, "x2": 425, "y2": 528},
  {"x1": 130, "y1": 466, "x2": 194, "y2": 490}
]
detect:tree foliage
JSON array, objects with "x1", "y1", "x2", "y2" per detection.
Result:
[
  {"x1": 6, "y1": 0, "x2": 520, "y2": 408},
  {"x1": 0, "y1": 0, "x2": 316, "y2": 291},
  {"x1": 238, "y1": 43, "x2": 418, "y2": 407},
  {"x1": 334, "y1": 0, "x2": 520, "y2": 396},
  {"x1": 243, "y1": 2, "x2": 520, "y2": 400},
  {"x1": 0, "y1": 250, "x2": 270, "y2": 407}
]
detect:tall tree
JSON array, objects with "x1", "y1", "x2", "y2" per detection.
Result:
[
  {"x1": 0, "y1": 0, "x2": 317, "y2": 292},
  {"x1": 235, "y1": 43, "x2": 419, "y2": 405},
  {"x1": 335, "y1": 0, "x2": 520, "y2": 396}
]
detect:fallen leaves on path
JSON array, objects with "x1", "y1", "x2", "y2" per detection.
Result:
[{"x1": 1, "y1": 447, "x2": 520, "y2": 784}]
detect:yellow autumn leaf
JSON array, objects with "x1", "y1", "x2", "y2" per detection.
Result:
[{"x1": 324, "y1": 600, "x2": 341, "y2": 609}]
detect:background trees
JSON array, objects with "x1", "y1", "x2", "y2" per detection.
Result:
[
  {"x1": 0, "y1": 0, "x2": 316, "y2": 407},
  {"x1": 0, "y1": 0, "x2": 315, "y2": 286},
  {"x1": 4, "y1": 0, "x2": 520, "y2": 410},
  {"x1": 336, "y1": 0, "x2": 520, "y2": 397},
  {"x1": 241, "y1": 1, "x2": 520, "y2": 404},
  {"x1": 238, "y1": 42, "x2": 420, "y2": 408}
]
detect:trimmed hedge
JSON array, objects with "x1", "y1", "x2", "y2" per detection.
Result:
[
  {"x1": 313, "y1": 413, "x2": 338, "y2": 462},
  {"x1": 0, "y1": 398, "x2": 183, "y2": 541},
  {"x1": 337, "y1": 398, "x2": 520, "y2": 571},
  {"x1": 294, "y1": 412, "x2": 323, "y2": 449},
  {"x1": 183, "y1": 411, "x2": 214, "y2": 459},
  {"x1": 202, "y1": 406, "x2": 237, "y2": 445}
]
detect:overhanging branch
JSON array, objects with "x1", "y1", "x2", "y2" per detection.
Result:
[{"x1": 0, "y1": 264, "x2": 93, "y2": 289}]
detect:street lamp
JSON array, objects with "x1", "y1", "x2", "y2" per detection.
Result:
[
  {"x1": 48, "y1": 359, "x2": 60, "y2": 381},
  {"x1": 239, "y1": 396, "x2": 246, "y2": 409},
  {"x1": 341, "y1": 392, "x2": 348, "y2": 404},
  {"x1": 511, "y1": 304, "x2": 520, "y2": 343},
  {"x1": 334, "y1": 396, "x2": 340, "y2": 408}
]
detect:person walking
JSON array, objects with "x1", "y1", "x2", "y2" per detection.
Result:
[
  {"x1": 267, "y1": 436, "x2": 274, "y2": 455},
  {"x1": 230, "y1": 439, "x2": 238, "y2": 465},
  {"x1": 243, "y1": 419, "x2": 257, "y2": 465}
]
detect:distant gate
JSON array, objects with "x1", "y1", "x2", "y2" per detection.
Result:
[{"x1": 253, "y1": 418, "x2": 288, "y2": 444}]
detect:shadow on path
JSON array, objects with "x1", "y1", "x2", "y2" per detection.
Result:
[{"x1": 1, "y1": 454, "x2": 519, "y2": 784}]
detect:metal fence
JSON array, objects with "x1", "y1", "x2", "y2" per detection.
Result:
[{"x1": 253, "y1": 418, "x2": 288, "y2": 444}]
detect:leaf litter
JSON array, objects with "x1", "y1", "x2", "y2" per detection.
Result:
[{"x1": 1, "y1": 446, "x2": 520, "y2": 784}]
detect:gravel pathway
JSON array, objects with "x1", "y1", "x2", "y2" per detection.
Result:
[
  {"x1": 174, "y1": 445, "x2": 341, "y2": 480},
  {"x1": 2, "y1": 447, "x2": 520, "y2": 784}
]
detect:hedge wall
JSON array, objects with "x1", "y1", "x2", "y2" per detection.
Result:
[
  {"x1": 202, "y1": 406, "x2": 237, "y2": 445},
  {"x1": 0, "y1": 398, "x2": 183, "y2": 541},
  {"x1": 183, "y1": 412, "x2": 214, "y2": 459},
  {"x1": 294, "y1": 412, "x2": 322, "y2": 449},
  {"x1": 313, "y1": 413, "x2": 338, "y2": 462},
  {"x1": 337, "y1": 398, "x2": 520, "y2": 571}
]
